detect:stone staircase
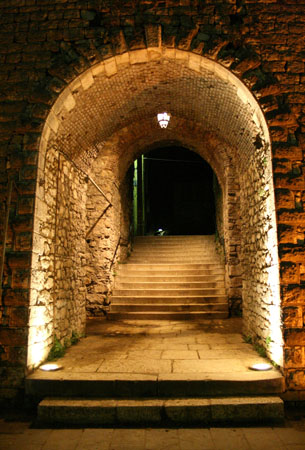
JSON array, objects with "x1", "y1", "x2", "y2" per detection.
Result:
[
  {"x1": 27, "y1": 237, "x2": 285, "y2": 427},
  {"x1": 29, "y1": 367, "x2": 285, "y2": 427},
  {"x1": 27, "y1": 315, "x2": 286, "y2": 426},
  {"x1": 108, "y1": 235, "x2": 228, "y2": 320}
]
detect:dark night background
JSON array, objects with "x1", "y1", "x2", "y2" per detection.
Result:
[{"x1": 143, "y1": 147, "x2": 215, "y2": 235}]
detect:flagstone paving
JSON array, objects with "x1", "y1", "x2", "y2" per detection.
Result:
[
  {"x1": 1, "y1": 417, "x2": 305, "y2": 450},
  {"x1": 41, "y1": 317, "x2": 280, "y2": 379}
]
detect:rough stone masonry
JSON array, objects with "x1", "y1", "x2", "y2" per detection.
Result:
[{"x1": 0, "y1": 0, "x2": 305, "y2": 405}]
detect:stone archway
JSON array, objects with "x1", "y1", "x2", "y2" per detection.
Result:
[{"x1": 27, "y1": 49, "x2": 283, "y2": 372}]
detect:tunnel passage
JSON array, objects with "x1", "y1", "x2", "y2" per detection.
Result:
[
  {"x1": 28, "y1": 49, "x2": 283, "y2": 371},
  {"x1": 133, "y1": 146, "x2": 216, "y2": 236}
]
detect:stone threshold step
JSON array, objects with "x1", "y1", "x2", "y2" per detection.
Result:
[
  {"x1": 26, "y1": 372, "x2": 285, "y2": 399},
  {"x1": 37, "y1": 396, "x2": 284, "y2": 426}
]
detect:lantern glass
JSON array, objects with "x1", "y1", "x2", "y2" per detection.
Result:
[{"x1": 157, "y1": 112, "x2": 170, "y2": 128}]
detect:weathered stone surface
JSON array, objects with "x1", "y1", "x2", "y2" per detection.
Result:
[{"x1": 1, "y1": 0, "x2": 305, "y2": 404}]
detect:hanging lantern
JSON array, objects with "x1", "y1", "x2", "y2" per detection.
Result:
[{"x1": 157, "y1": 112, "x2": 170, "y2": 129}]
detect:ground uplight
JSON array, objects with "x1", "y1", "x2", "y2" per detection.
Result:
[
  {"x1": 249, "y1": 363, "x2": 272, "y2": 371},
  {"x1": 39, "y1": 363, "x2": 62, "y2": 371}
]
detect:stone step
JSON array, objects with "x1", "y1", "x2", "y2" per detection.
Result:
[
  {"x1": 131, "y1": 247, "x2": 218, "y2": 253},
  {"x1": 26, "y1": 371, "x2": 285, "y2": 400},
  {"x1": 116, "y1": 267, "x2": 225, "y2": 276},
  {"x1": 107, "y1": 311, "x2": 229, "y2": 320},
  {"x1": 127, "y1": 258, "x2": 221, "y2": 264},
  {"x1": 37, "y1": 396, "x2": 284, "y2": 426},
  {"x1": 135, "y1": 236, "x2": 215, "y2": 238},
  {"x1": 118, "y1": 262, "x2": 224, "y2": 268},
  {"x1": 131, "y1": 250, "x2": 218, "y2": 256},
  {"x1": 129, "y1": 251, "x2": 219, "y2": 256},
  {"x1": 134, "y1": 237, "x2": 215, "y2": 243},
  {"x1": 115, "y1": 275, "x2": 225, "y2": 283},
  {"x1": 110, "y1": 295, "x2": 228, "y2": 304},
  {"x1": 109, "y1": 303, "x2": 229, "y2": 312},
  {"x1": 112, "y1": 288, "x2": 226, "y2": 296},
  {"x1": 114, "y1": 281, "x2": 225, "y2": 289},
  {"x1": 134, "y1": 242, "x2": 217, "y2": 247}
]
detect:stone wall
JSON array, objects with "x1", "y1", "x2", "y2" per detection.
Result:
[
  {"x1": 0, "y1": 0, "x2": 305, "y2": 403},
  {"x1": 213, "y1": 165, "x2": 242, "y2": 316},
  {"x1": 85, "y1": 151, "x2": 131, "y2": 315},
  {"x1": 214, "y1": 174, "x2": 224, "y2": 247},
  {"x1": 224, "y1": 169, "x2": 242, "y2": 317},
  {"x1": 240, "y1": 143, "x2": 283, "y2": 365},
  {"x1": 28, "y1": 144, "x2": 87, "y2": 370}
]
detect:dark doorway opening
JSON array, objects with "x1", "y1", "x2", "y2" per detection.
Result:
[{"x1": 134, "y1": 146, "x2": 216, "y2": 236}]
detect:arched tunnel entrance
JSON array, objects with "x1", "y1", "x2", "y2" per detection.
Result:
[
  {"x1": 28, "y1": 49, "x2": 283, "y2": 372},
  {"x1": 133, "y1": 146, "x2": 216, "y2": 236}
]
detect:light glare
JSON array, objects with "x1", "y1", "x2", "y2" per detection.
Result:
[
  {"x1": 40, "y1": 363, "x2": 62, "y2": 371},
  {"x1": 157, "y1": 112, "x2": 170, "y2": 128},
  {"x1": 249, "y1": 363, "x2": 272, "y2": 371}
]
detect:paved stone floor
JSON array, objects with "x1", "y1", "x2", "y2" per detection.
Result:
[
  {"x1": 36, "y1": 317, "x2": 281, "y2": 380},
  {"x1": 1, "y1": 416, "x2": 305, "y2": 449},
  {"x1": 3, "y1": 319, "x2": 305, "y2": 448}
]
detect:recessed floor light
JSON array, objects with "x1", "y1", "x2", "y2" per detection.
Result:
[
  {"x1": 249, "y1": 363, "x2": 272, "y2": 371},
  {"x1": 39, "y1": 363, "x2": 62, "y2": 371}
]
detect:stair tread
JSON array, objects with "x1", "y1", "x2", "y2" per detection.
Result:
[
  {"x1": 113, "y1": 290, "x2": 226, "y2": 295},
  {"x1": 37, "y1": 395, "x2": 284, "y2": 425},
  {"x1": 40, "y1": 396, "x2": 283, "y2": 406},
  {"x1": 111, "y1": 295, "x2": 227, "y2": 298},
  {"x1": 108, "y1": 311, "x2": 227, "y2": 314},
  {"x1": 115, "y1": 282, "x2": 224, "y2": 285},
  {"x1": 108, "y1": 311, "x2": 229, "y2": 318},
  {"x1": 111, "y1": 302, "x2": 228, "y2": 305}
]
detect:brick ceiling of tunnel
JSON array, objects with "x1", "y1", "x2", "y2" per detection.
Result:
[{"x1": 52, "y1": 58, "x2": 262, "y2": 165}]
